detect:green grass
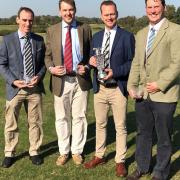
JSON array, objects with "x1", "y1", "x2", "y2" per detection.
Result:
[
  {"x1": 0, "y1": 25, "x2": 179, "y2": 179},
  {"x1": 90, "y1": 24, "x2": 104, "y2": 34},
  {"x1": 0, "y1": 25, "x2": 18, "y2": 31},
  {"x1": 0, "y1": 24, "x2": 104, "y2": 44},
  {"x1": 0, "y1": 74, "x2": 179, "y2": 180}
]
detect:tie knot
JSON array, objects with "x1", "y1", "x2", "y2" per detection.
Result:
[
  {"x1": 67, "y1": 25, "x2": 71, "y2": 31},
  {"x1": 150, "y1": 28, "x2": 155, "y2": 33},
  {"x1": 106, "y1": 31, "x2": 111, "y2": 37},
  {"x1": 23, "y1": 34, "x2": 30, "y2": 40}
]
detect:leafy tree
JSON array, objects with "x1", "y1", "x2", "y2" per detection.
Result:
[
  {"x1": 175, "y1": 7, "x2": 180, "y2": 24},
  {"x1": 0, "y1": 4, "x2": 179, "y2": 36}
]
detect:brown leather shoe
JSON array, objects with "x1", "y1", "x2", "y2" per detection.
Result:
[
  {"x1": 127, "y1": 169, "x2": 144, "y2": 180},
  {"x1": 116, "y1": 163, "x2": 127, "y2": 177},
  {"x1": 84, "y1": 156, "x2": 106, "y2": 169}
]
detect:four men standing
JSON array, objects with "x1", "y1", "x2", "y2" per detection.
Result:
[{"x1": 0, "y1": 1, "x2": 179, "y2": 179}]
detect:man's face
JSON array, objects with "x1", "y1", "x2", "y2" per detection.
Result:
[
  {"x1": 16, "y1": 10, "x2": 33, "y2": 34},
  {"x1": 101, "y1": 4, "x2": 118, "y2": 30},
  {"x1": 146, "y1": 0, "x2": 165, "y2": 25},
  {"x1": 59, "y1": 2, "x2": 76, "y2": 25}
]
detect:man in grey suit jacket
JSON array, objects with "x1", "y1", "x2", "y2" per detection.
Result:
[
  {"x1": 45, "y1": 0, "x2": 92, "y2": 166},
  {"x1": 127, "y1": 0, "x2": 180, "y2": 179},
  {"x1": 0, "y1": 7, "x2": 46, "y2": 168}
]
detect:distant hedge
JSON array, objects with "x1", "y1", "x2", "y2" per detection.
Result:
[{"x1": 0, "y1": 29, "x2": 15, "y2": 36}]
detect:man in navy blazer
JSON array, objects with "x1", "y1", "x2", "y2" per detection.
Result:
[
  {"x1": 0, "y1": 7, "x2": 46, "y2": 168},
  {"x1": 84, "y1": 1, "x2": 135, "y2": 177}
]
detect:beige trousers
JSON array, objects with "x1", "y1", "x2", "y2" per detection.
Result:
[
  {"x1": 54, "y1": 77, "x2": 88, "y2": 155},
  {"x1": 4, "y1": 88, "x2": 43, "y2": 157},
  {"x1": 94, "y1": 85, "x2": 127, "y2": 163}
]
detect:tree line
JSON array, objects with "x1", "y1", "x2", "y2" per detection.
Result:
[{"x1": 0, "y1": 5, "x2": 179, "y2": 35}]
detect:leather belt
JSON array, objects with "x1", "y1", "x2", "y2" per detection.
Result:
[
  {"x1": 99, "y1": 81, "x2": 118, "y2": 88},
  {"x1": 66, "y1": 71, "x2": 76, "y2": 77}
]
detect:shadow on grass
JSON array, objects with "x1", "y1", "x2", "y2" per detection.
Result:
[
  {"x1": 166, "y1": 114, "x2": 179, "y2": 179},
  {"x1": 84, "y1": 111, "x2": 137, "y2": 166},
  {"x1": 40, "y1": 140, "x2": 58, "y2": 158},
  {"x1": 14, "y1": 112, "x2": 178, "y2": 179},
  {"x1": 83, "y1": 110, "x2": 180, "y2": 177},
  {"x1": 13, "y1": 140, "x2": 58, "y2": 162}
]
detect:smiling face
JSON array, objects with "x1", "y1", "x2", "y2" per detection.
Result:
[
  {"x1": 146, "y1": 0, "x2": 165, "y2": 25},
  {"x1": 59, "y1": 1, "x2": 76, "y2": 25},
  {"x1": 101, "y1": 4, "x2": 118, "y2": 30},
  {"x1": 16, "y1": 10, "x2": 34, "y2": 35}
]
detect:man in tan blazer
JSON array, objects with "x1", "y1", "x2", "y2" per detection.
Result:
[
  {"x1": 45, "y1": 0, "x2": 92, "y2": 166},
  {"x1": 127, "y1": 0, "x2": 180, "y2": 180}
]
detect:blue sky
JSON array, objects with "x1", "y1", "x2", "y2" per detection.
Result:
[{"x1": 0, "y1": 0, "x2": 179, "y2": 18}]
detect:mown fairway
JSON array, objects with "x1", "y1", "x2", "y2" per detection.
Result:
[
  {"x1": 0, "y1": 74, "x2": 179, "y2": 180},
  {"x1": 0, "y1": 25, "x2": 17, "y2": 31},
  {"x1": 0, "y1": 24, "x2": 179, "y2": 179}
]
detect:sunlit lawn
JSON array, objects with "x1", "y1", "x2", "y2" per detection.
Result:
[
  {"x1": 0, "y1": 74, "x2": 179, "y2": 179},
  {"x1": 0, "y1": 24, "x2": 179, "y2": 180}
]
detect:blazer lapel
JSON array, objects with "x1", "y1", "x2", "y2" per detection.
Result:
[
  {"x1": 54, "y1": 23, "x2": 62, "y2": 65},
  {"x1": 98, "y1": 31, "x2": 104, "y2": 48},
  {"x1": 111, "y1": 27, "x2": 121, "y2": 56},
  {"x1": 32, "y1": 34, "x2": 37, "y2": 70},
  {"x1": 14, "y1": 32, "x2": 24, "y2": 71},
  {"x1": 142, "y1": 27, "x2": 149, "y2": 61},
  {"x1": 77, "y1": 22, "x2": 83, "y2": 57}
]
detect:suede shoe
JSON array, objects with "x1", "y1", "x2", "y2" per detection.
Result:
[
  {"x1": 2, "y1": 157, "x2": 14, "y2": 168},
  {"x1": 127, "y1": 169, "x2": 145, "y2": 180},
  {"x1": 116, "y1": 163, "x2": 127, "y2": 177},
  {"x1": 30, "y1": 155, "x2": 43, "y2": 165},
  {"x1": 56, "y1": 154, "x2": 69, "y2": 166},
  {"x1": 72, "y1": 154, "x2": 83, "y2": 165},
  {"x1": 84, "y1": 156, "x2": 106, "y2": 169}
]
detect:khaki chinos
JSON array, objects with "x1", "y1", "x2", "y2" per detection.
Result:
[
  {"x1": 4, "y1": 88, "x2": 43, "y2": 157},
  {"x1": 94, "y1": 84, "x2": 127, "y2": 163}
]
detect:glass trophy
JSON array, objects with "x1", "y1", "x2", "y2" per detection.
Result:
[
  {"x1": 25, "y1": 76, "x2": 32, "y2": 84},
  {"x1": 131, "y1": 86, "x2": 144, "y2": 99},
  {"x1": 93, "y1": 47, "x2": 107, "y2": 80}
]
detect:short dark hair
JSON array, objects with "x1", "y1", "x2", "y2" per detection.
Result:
[
  {"x1": 145, "y1": 0, "x2": 166, "y2": 7},
  {"x1": 100, "y1": 0, "x2": 117, "y2": 14},
  {"x1": 17, "y1": 7, "x2": 34, "y2": 18},
  {"x1": 59, "y1": 0, "x2": 76, "y2": 12}
]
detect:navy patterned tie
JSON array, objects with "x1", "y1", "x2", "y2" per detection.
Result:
[
  {"x1": 103, "y1": 32, "x2": 111, "y2": 68},
  {"x1": 24, "y1": 35, "x2": 34, "y2": 77}
]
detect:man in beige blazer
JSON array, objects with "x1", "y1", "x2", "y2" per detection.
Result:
[
  {"x1": 127, "y1": 0, "x2": 180, "y2": 180},
  {"x1": 45, "y1": 0, "x2": 92, "y2": 166}
]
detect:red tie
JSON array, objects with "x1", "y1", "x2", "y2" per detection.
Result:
[{"x1": 64, "y1": 26, "x2": 73, "y2": 73}]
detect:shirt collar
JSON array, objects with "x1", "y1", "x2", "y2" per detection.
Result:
[
  {"x1": 149, "y1": 17, "x2": 165, "y2": 31},
  {"x1": 18, "y1": 30, "x2": 31, "y2": 39},
  {"x1": 105, "y1": 24, "x2": 117, "y2": 34},
  {"x1": 62, "y1": 20, "x2": 77, "y2": 28}
]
